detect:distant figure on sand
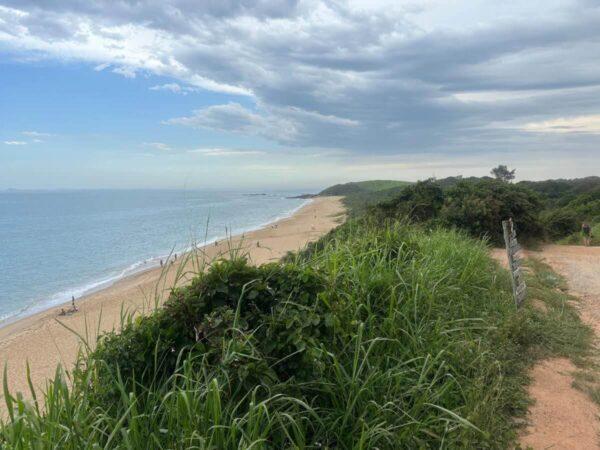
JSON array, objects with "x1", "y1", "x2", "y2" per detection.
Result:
[
  {"x1": 58, "y1": 297, "x2": 78, "y2": 316},
  {"x1": 582, "y1": 222, "x2": 592, "y2": 246},
  {"x1": 160, "y1": 259, "x2": 163, "y2": 267},
  {"x1": 256, "y1": 241, "x2": 260, "y2": 247}
]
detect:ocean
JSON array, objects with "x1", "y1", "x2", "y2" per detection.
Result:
[{"x1": 0, "y1": 189, "x2": 309, "y2": 325}]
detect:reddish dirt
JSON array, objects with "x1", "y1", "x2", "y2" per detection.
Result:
[
  {"x1": 493, "y1": 245, "x2": 600, "y2": 449},
  {"x1": 520, "y1": 358, "x2": 598, "y2": 450},
  {"x1": 530, "y1": 245, "x2": 600, "y2": 336}
]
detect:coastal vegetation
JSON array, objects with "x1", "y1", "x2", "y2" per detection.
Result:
[
  {"x1": 318, "y1": 180, "x2": 412, "y2": 217},
  {"x1": 370, "y1": 178, "x2": 543, "y2": 246},
  {"x1": 1, "y1": 170, "x2": 597, "y2": 448},
  {"x1": 1, "y1": 200, "x2": 593, "y2": 448},
  {"x1": 336, "y1": 172, "x2": 600, "y2": 246}
]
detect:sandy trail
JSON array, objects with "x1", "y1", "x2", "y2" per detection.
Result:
[
  {"x1": 494, "y1": 245, "x2": 600, "y2": 449},
  {"x1": 532, "y1": 245, "x2": 600, "y2": 336},
  {"x1": 0, "y1": 196, "x2": 345, "y2": 405}
]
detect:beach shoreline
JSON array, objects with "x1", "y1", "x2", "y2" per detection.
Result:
[
  {"x1": 0, "y1": 197, "x2": 314, "y2": 330},
  {"x1": 0, "y1": 196, "x2": 345, "y2": 402}
]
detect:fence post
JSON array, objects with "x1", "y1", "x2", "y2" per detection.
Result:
[{"x1": 502, "y1": 218, "x2": 526, "y2": 308}]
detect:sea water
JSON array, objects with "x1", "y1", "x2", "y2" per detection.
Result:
[{"x1": 0, "y1": 189, "x2": 309, "y2": 325}]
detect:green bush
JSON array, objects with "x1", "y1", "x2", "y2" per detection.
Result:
[
  {"x1": 441, "y1": 180, "x2": 543, "y2": 245},
  {"x1": 541, "y1": 208, "x2": 580, "y2": 239},
  {"x1": 371, "y1": 179, "x2": 544, "y2": 245},
  {"x1": 90, "y1": 259, "x2": 329, "y2": 405},
  {"x1": 373, "y1": 179, "x2": 444, "y2": 222}
]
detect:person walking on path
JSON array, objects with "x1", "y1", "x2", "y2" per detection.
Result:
[{"x1": 582, "y1": 222, "x2": 592, "y2": 246}]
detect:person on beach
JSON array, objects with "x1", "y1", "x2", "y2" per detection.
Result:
[
  {"x1": 71, "y1": 296, "x2": 78, "y2": 312},
  {"x1": 582, "y1": 222, "x2": 592, "y2": 246},
  {"x1": 160, "y1": 259, "x2": 163, "y2": 267}
]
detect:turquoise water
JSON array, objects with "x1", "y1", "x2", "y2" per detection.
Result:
[{"x1": 0, "y1": 190, "x2": 308, "y2": 324}]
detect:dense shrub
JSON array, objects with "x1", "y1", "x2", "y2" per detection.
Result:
[
  {"x1": 541, "y1": 208, "x2": 580, "y2": 239},
  {"x1": 441, "y1": 180, "x2": 544, "y2": 245},
  {"x1": 90, "y1": 259, "x2": 329, "y2": 405},
  {"x1": 371, "y1": 179, "x2": 544, "y2": 245},
  {"x1": 372, "y1": 179, "x2": 444, "y2": 222},
  {"x1": 562, "y1": 191, "x2": 600, "y2": 219},
  {"x1": 517, "y1": 176, "x2": 600, "y2": 205}
]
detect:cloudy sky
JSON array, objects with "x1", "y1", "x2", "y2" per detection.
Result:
[{"x1": 1, "y1": 0, "x2": 599, "y2": 189}]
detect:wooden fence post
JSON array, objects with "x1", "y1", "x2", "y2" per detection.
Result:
[{"x1": 502, "y1": 218, "x2": 526, "y2": 307}]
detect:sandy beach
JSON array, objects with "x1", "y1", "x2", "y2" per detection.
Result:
[{"x1": 0, "y1": 196, "x2": 345, "y2": 403}]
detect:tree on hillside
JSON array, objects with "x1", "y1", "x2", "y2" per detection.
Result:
[{"x1": 491, "y1": 165, "x2": 516, "y2": 182}]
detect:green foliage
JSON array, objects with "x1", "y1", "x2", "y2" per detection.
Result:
[
  {"x1": 441, "y1": 180, "x2": 543, "y2": 245},
  {"x1": 559, "y1": 222, "x2": 600, "y2": 246},
  {"x1": 370, "y1": 179, "x2": 543, "y2": 245},
  {"x1": 89, "y1": 259, "x2": 329, "y2": 406},
  {"x1": 319, "y1": 180, "x2": 412, "y2": 217},
  {"x1": 490, "y1": 165, "x2": 516, "y2": 182},
  {"x1": 318, "y1": 180, "x2": 410, "y2": 196},
  {"x1": 517, "y1": 176, "x2": 600, "y2": 205},
  {"x1": 541, "y1": 208, "x2": 580, "y2": 239},
  {"x1": 0, "y1": 219, "x2": 593, "y2": 449},
  {"x1": 337, "y1": 174, "x2": 600, "y2": 244},
  {"x1": 516, "y1": 178, "x2": 600, "y2": 243},
  {"x1": 373, "y1": 179, "x2": 444, "y2": 222}
]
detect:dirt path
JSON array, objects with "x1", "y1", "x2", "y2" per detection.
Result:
[
  {"x1": 494, "y1": 245, "x2": 600, "y2": 449},
  {"x1": 531, "y1": 245, "x2": 600, "y2": 336}
]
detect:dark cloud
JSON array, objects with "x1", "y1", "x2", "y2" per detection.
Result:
[{"x1": 2, "y1": 0, "x2": 600, "y2": 155}]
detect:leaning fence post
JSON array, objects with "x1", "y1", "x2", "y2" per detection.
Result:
[{"x1": 502, "y1": 218, "x2": 526, "y2": 308}]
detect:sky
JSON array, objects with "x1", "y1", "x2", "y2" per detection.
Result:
[{"x1": 1, "y1": 0, "x2": 599, "y2": 190}]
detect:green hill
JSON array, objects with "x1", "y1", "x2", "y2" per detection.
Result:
[
  {"x1": 319, "y1": 179, "x2": 410, "y2": 196},
  {"x1": 319, "y1": 180, "x2": 412, "y2": 216}
]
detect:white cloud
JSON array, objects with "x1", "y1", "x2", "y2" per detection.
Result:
[
  {"x1": 112, "y1": 66, "x2": 137, "y2": 78},
  {"x1": 522, "y1": 115, "x2": 600, "y2": 134},
  {"x1": 143, "y1": 142, "x2": 172, "y2": 151},
  {"x1": 21, "y1": 130, "x2": 52, "y2": 137},
  {"x1": 166, "y1": 102, "x2": 300, "y2": 143},
  {"x1": 94, "y1": 62, "x2": 111, "y2": 71},
  {"x1": 188, "y1": 148, "x2": 266, "y2": 157},
  {"x1": 150, "y1": 83, "x2": 197, "y2": 95},
  {"x1": 4, "y1": 140, "x2": 27, "y2": 145},
  {"x1": 284, "y1": 107, "x2": 360, "y2": 127}
]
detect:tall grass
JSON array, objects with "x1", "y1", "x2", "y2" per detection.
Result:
[{"x1": 0, "y1": 219, "x2": 592, "y2": 449}]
